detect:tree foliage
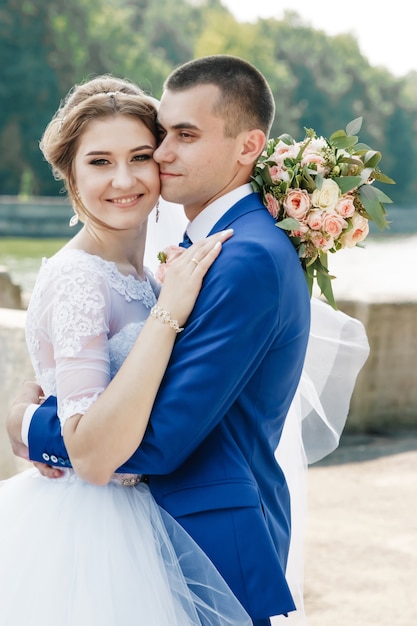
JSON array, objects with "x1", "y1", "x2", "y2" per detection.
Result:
[{"x1": 0, "y1": 0, "x2": 416, "y2": 205}]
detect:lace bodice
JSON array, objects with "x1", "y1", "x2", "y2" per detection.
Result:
[{"x1": 26, "y1": 249, "x2": 159, "y2": 430}]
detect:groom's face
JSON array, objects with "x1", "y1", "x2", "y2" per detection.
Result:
[{"x1": 154, "y1": 84, "x2": 248, "y2": 221}]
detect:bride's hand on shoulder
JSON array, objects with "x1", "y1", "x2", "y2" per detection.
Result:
[{"x1": 157, "y1": 229, "x2": 233, "y2": 327}]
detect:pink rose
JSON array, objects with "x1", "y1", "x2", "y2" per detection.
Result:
[
  {"x1": 283, "y1": 189, "x2": 311, "y2": 221},
  {"x1": 301, "y1": 152, "x2": 328, "y2": 174},
  {"x1": 268, "y1": 164, "x2": 289, "y2": 183},
  {"x1": 291, "y1": 224, "x2": 309, "y2": 240},
  {"x1": 310, "y1": 231, "x2": 335, "y2": 251},
  {"x1": 340, "y1": 213, "x2": 370, "y2": 248},
  {"x1": 322, "y1": 212, "x2": 347, "y2": 238},
  {"x1": 155, "y1": 245, "x2": 184, "y2": 283},
  {"x1": 265, "y1": 193, "x2": 280, "y2": 219},
  {"x1": 307, "y1": 209, "x2": 324, "y2": 231},
  {"x1": 273, "y1": 140, "x2": 300, "y2": 162},
  {"x1": 336, "y1": 195, "x2": 355, "y2": 218}
]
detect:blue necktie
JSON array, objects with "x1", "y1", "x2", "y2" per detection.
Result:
[{"x1": 180, "y1": 232, "x2": 193, "y2": 248}]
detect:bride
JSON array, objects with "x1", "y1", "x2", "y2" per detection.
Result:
[{"x1": 0, "y1": 75, "x2": 250, "y2": 626}]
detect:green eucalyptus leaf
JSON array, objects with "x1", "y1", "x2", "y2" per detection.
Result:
[
  {"x1": 303, "y1": 269, "x2": 313, "y2": 297},
  {"x1": 279, "y1": 133, "x2": 294, "y2": 146},
  {"x1": 331, "y1": 135, "x2": 359, "y2": 150},
  {"x1": 329, "y1": 129, "x2": 346, "y2": 142},
  {"x1": 371, "y1": 186, "x2": 394, "y2": 203},
  {"x1": 316, "y1": 254, "x2": 337, "y2": 309},
  {"x1": 277, "y1": 217, "x2": 300, "y2": 230},
  {"x1": 358, "y1": 185, "x2": 389, "y2": 229},
  {"x1": 338, "y1": 156, "x2": 363, "y2": 166},
  {"x1": 360, "y1": 167, "x2": 374, "y2": 184},
  {"x1": 333, "y1": 175, "x2": 362, "y2": 193},
  {"x1": 374, "y1": 172, "x2": 396, "y2": 185},
  {"x1": 315, "y1": 172, "x2": 324, "y2": 189},
  {"x1": 363, "y1": 150, "x2": 381, "y2": 168},
  {"x1": 317, "y1": 273, "x2": 337, "y2": 309},
  {"x1": 354, "y1": 142, "x2": 372, "y2": 152},
  {"x1": 346, "y1": 117, "x2": 363, "y2": 136}
]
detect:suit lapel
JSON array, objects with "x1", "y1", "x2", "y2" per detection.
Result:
[{"x1": 207, "y1": 192, "x2": 266, "y2": 236}]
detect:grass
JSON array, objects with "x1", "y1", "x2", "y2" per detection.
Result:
[{"x1": 0, "y1": 238, "x2": 68, "y2": 259}]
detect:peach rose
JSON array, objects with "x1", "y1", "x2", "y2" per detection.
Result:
[
  {"x1": 340, "y1": 213, "x2": 370, "y2": 248},
  {"x1": 311, "y1": 179, "x2": 340, "y2": 212},
  {"x1": 310, "y1": 231, "x2": 335, "y2": 251},
  {"x1": 268, "y1": 164, "x2": 289, "y2": 183},
  {"x1": 322, "y1": 212, "x2": 347, "y2": 238},
  {"x1": 283, "y1": 188, "x2": 311, "y2": 221},
  {"x1": 336, "y1": 195, "x2": 355, "y2": 218},
  {"x1": 273, "y1": 140, "x2": 299, "y2": 162},
  {"x1": 307, "y1": 209, "x2": 324, "y2": 231},
  {"x1": 291, "y1": 224, "x2": 309, "y2": 240},
  {"x1": 301, "y1": 151, "x2": 328, "y2": 174}
]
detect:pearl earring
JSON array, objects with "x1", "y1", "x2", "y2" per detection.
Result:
[{"x1": 69, "y1": 213, "x2": 79, "y2": 227}]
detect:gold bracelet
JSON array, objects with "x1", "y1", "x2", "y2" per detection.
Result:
[{"x1": 150, "y1": 305, "x2": 184, "y2": 333}]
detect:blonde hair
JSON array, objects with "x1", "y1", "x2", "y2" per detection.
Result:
[{"x1": 40, "y1": 75, "x2": 158, "y2": 224}]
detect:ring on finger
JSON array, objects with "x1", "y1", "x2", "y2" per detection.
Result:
[{"x1": 191, "y1": 257, "x2": 199, "y2": 266}]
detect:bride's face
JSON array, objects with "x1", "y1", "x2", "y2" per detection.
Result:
[{"x1": 73, "y1": 115, "x2": 160, "y2": 231}]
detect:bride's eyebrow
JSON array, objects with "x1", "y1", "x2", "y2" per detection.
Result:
[{"x1": 85, "y1": 145, "x2": 154, "y2": 155}]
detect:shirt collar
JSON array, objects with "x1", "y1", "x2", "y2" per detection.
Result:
[{"x1": 186, "y1": 184, "x2": 253, "y2": 242}]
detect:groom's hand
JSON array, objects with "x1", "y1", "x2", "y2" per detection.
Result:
[{"x1": 6, "y1": 380, "x2": 42, "y2": 460}]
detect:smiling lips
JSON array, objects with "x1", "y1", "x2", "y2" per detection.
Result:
[{"x1": 108, "y1": 194, "x2": 142, "y2": 205}]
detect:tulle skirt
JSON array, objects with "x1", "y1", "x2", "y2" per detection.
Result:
[{"x1": 0, "y1": 469, "x2": 251, "y2": 626}]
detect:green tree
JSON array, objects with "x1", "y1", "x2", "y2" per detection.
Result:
[
  {"x1": 0, "y1": 0, "x2": 61, "y2": 195},
  {"x1": 1, "y1": 0, "x2": 416, "y2": 205}
]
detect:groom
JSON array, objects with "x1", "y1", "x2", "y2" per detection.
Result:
[{"x1": 8, "y1": 55, "x2": 310, "y2": 625}]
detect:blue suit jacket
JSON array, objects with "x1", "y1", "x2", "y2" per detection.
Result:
[{"x1": 28, "y1": 193, "x2": 311, "y2": 620}]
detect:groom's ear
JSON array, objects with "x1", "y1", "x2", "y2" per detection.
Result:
[{"x1": 238, "y1": 129, "x2": 266, "y2": 165}]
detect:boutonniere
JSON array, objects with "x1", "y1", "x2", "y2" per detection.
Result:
[{"x1": 155, "y1": 245, "x2": 184, "y2": 283}]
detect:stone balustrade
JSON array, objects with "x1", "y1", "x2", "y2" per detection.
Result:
[
  {"x1": 0, "y1": 308, "x2": 33, "y2": 478},
  {"x1": 1, "y1": 298, "x2": 416, "y2": 479}
]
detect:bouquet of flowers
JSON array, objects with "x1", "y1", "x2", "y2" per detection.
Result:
[{"x1": 251, "y1": 117, "x2": 394, "y2": 308}]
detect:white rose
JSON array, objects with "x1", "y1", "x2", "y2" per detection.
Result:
[
  {"x1": 311, "y1": 179, "x2": 341, "y2": 212},
  {"x1": 341, "y1": 212, "x2": 370, "y2": 248}
]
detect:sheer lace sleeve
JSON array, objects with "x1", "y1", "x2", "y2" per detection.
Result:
[{"x1": 27, "y1": 251, "x2": 113, "y2": 431}]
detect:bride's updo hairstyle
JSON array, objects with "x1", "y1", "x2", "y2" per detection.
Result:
[{"x1": 40, "y1": 75, "x2": 158, "y2": 225}]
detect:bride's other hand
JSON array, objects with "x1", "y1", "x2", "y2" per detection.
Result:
[
  {"x1": 157, "y1": 229, "x2": 233, "y2": 327},
  {"x1": 6, "y1": 381, "x2": 41, "y2": 460},
  {"x1": 32, "y1": 461, "x2": 64, "y2": 479}
]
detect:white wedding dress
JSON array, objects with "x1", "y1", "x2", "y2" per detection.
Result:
[{"x1": 0, "y1": 248, "x2": 251, "y2": 626}]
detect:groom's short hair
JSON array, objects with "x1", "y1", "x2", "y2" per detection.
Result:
[{"x1": 164, "y1": 55, "x2": 275, "y2": 138}]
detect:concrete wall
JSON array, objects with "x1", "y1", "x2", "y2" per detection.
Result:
[
  {"x1": 1, "y1": 301, "x2": 416, "y2": 479},
  {"x1": 0, "y1": 195, "x2": 81, "y2": 238},
  {"x1": 339, "y1": 300, "x2": 417, "y2": 430},
  {"x1": 0, "y1": 308, "x2": 33, "y2": 478}
]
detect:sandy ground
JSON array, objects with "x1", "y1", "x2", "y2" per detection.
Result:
[{"x1": 303, "y1": 431, "x2": 417, "y2": 626}]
